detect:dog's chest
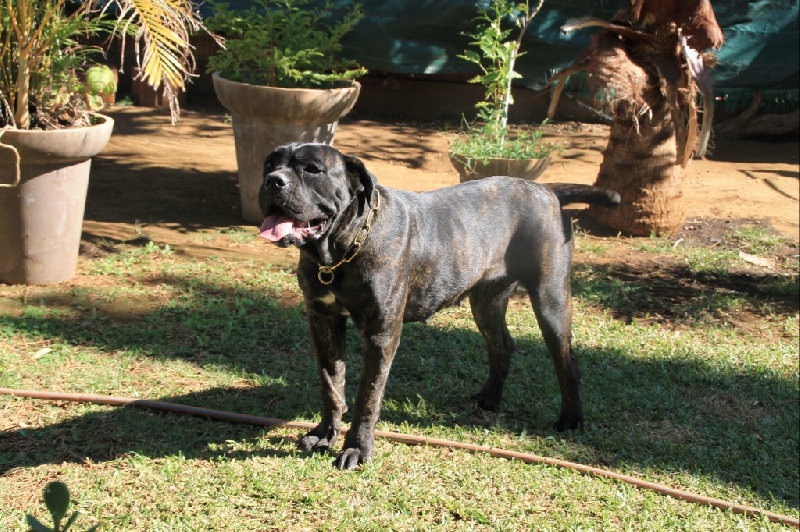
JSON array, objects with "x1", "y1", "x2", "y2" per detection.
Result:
[{"x1": 307, "y1": 290, "x2": 350, "y2": 316}]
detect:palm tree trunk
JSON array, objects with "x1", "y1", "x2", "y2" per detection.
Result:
[
  {"x1": 551, "y1": 1, "x2": 724, "y2": 237},
  {"x1": 589, "y1": 106, "x2": 684, "y2": 236}
]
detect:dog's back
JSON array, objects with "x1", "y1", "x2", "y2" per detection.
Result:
[{"x1": 374, "y1": 176, "x2": 598, "y2": 322}]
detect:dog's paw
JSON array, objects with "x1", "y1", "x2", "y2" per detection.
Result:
[
  {"x1": 332, "y1": 437, "x2": 375, "y2": 470},
  {"x1": 471, "y1": 390, "x2": 502, "y2": 411},
  {"x1": 553, "y1": 412, "x2": 585, "y2": 432},
  {"x1": 333, "y1": 444, "x2": 374, "y2": 470},
  {"x1": 333, "y1": 448, "x2": 362, "y2": 470},
  {"x1": 298, "y1": 434, "x2": 330, "y2": 452},
  {"x1": 298, "y1": 425, "x2": 339, "y2": 453}
]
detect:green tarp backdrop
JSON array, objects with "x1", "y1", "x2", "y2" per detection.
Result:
[{"x1": 206, "y1": 0, "x2": 799, "y2": 113}]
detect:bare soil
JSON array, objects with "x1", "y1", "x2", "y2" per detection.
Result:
[{"x1": 83, "y1": 105, "x2": 799, "y2": 259}]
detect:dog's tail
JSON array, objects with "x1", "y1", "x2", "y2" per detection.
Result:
[{"x1": 548, "y1": 183, "x2": 622, "y2": 207}]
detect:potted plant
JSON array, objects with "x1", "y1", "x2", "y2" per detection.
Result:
[
  {"x1": 0, "y1": 0, "x2": 205, "y2": 285},
  {"x1": 205, "y1": 0, "x2": 366, "y2": 223},
  {"x1": 449, "y1": 0, "x2": 558, "y2": 182}
]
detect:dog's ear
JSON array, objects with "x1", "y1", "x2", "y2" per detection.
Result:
[{"x1": 344, "y1": 154, "x2": 377, "y2": 212}]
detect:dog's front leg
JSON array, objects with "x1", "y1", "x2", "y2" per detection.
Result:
[
  {"x1": 299, "y1": 311, "x2": 348, "y2": 453},
  {"x1": 334, "y1": 321, "x2": 402, "y2": 470}
]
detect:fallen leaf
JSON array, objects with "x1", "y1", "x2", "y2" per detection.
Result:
[
  {"x1": 738, "y1": 251, "x2": 775, "y2": 268},
  {"x1": 33, "y1": 348, "x2": 51, "y2": 360}
]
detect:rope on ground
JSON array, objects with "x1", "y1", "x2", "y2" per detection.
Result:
[{"x1": 1, "y1": 387, "x2": 797, "y2": 528}]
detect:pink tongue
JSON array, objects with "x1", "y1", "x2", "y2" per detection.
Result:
[{"x1": 259, "y1": 214, "x2": 295, "y2": 242}]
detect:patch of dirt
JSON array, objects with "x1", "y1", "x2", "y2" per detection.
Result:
[
  {"x1": 83, "y1": 106, "x2": 798, "y2": 264},
  {"x1": 569, "y1": 211, "x2": 798, "y2": 332}
]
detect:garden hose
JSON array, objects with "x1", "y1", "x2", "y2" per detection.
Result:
[{"x1": 1, "y1": 387, "x2": 797, "y2": 528}]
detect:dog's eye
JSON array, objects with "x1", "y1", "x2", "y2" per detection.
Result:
[{"x1": 304, "y1": 164, "x2": 322, "y2": 175}]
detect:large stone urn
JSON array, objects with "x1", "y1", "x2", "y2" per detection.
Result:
[
  {"x1": 0, "y1": 116, "x2": 114, "y2": 284},
  {"x1": 212, "y1": 73, "x2": 360, "y2": 223}
]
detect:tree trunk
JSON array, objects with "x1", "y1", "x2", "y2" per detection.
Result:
[
  {"x1": 588, "y1": 107, "x2": 684, "y2": 236},
  {"x1": 551, "y1": 1, "x2": 724, "y2": 237}
]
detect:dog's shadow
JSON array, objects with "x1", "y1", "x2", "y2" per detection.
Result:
[{"x1": 0, "y1": 278, "x2": 796, "y2": 509}]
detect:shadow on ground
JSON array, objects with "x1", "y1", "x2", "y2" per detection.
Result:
[{"x1": 1, "y1": 268, "x2": 797, "y2": 509}]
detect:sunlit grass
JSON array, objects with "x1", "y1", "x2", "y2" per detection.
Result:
[{"x1": 1, "y1": 234, "x2": 797, "y2": 529}]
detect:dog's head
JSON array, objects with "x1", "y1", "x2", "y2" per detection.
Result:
[{"x1": 258, "y1": 143, "x2": 376, "y2": 248}]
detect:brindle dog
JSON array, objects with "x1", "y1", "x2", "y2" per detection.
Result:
[{"x1": 258, "y1": 142, "x2": 620, "y2": 469}]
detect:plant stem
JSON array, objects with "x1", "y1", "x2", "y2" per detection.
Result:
[
  {"x1": 14, "y1": 52, "x2": 29, "y2": 129},
  {"x1": 499, "y1": 0, "x2": 544, "y2": 149},
  {"x1": 10, "y1": 0, "x2": 65, "y2": 128},
  {"x1": 12, "y1": 0, "x2": 31, "y2": 128}
]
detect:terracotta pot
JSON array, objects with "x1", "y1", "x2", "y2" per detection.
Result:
[
  {"x1": 0, "y1": 115, "x2": 114, "y2": 284},
  {"x1": 212, "y1": 73, "x2": 360, "y2": 223},
  {"x1": 449, "y1": 153, "x2": 552, "y2": 183}
]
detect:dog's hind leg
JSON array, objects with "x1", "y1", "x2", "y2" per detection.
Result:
[
  {"x1": 524, "y1": 269, "x2": 585, "y2": 432},
  {"x1": 299, "y1": 312, "x2": 349, "y2": 453},
  {"x1": 469, "y1": 281, "x2": 517, "y2": 411}
]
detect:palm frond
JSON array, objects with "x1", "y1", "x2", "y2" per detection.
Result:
[{"x1": 111, "y1": 0, "x2": 211, "y2": 122}]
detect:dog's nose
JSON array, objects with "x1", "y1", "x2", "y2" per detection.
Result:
[{"x1": 264, "y1": 172, "x2": 289, "y2": 190}]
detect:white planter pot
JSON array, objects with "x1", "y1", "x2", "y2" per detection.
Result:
[
  {"x1": 212, "y1": 73, "x2": 360, "y2": 223},
  {"x1": 0, "y1": 115, "x2": 114, "y2": 284}
]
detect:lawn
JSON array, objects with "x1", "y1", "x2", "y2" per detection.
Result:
[{"x1": 1, "y1": 212, "x2": 797, "y2": 530}]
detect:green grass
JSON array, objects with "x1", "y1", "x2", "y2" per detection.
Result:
[
  {"x1": 1, "y1": 234, "x2": 798, "y2": 530},
  {"x1": 573, "y1": 225, "x2": 799, "y2": 328},
  {"x1": 733, "y1": 226, "x2": 790, "y2": 256}
]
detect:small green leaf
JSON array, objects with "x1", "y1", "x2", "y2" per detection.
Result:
[
  {"x1": 62, "y1": 511, "x2": 81, "y2": 531},
  {"x1": 43, "y1": 481, "x2": 71, "y2": 528}
]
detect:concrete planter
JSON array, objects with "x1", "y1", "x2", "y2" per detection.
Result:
[
  {"x1": 0, "y1": 115, "x2": 114, "y2": 284},
  {"x1": 449, "y1": 153, "x2": 551, "y2": 183},
  {"x1": 212, "y1": 73, "x2": 360, "y2": 223}
]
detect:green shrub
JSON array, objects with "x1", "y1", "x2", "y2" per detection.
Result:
[
  {"x1": 450, "y1": 0, "x2": 557, "y2": 162},
  {"x1": 205, "y1": 0, "x2": 367, "y2": 88}
]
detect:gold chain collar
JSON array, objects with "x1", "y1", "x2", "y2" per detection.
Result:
[{"x1": 317, "y1": 191, "x2": 380, "y2": 285}]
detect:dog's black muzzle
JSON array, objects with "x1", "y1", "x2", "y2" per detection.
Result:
[{"x1": 259, "y1": 170, "x2": 293, "y2": 217}]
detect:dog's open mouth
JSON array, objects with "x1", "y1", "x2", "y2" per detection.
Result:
[{"x1": 259, "y1": 207, "x2": 327, "y2": 244}]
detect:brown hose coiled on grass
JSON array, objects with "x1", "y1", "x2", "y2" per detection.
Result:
[{"x1": 1, "y1": 387, "x2": 797, "y2": 528}]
